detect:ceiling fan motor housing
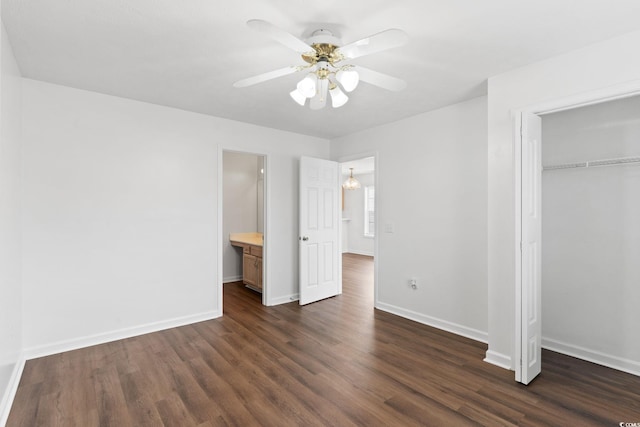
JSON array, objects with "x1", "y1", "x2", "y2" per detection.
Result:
[
  {"x1": 301, "y1": 29, "x2": 344, "y2": 66},
  {"x1": 306, "y1": 29, "x2": 342, "y2": 46}
]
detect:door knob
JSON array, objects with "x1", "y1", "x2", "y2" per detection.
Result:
[{"x1": 300, "y1": 236, "x2": 309, "y2": 241}]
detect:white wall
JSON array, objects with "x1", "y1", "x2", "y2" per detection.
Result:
[
  {"x1": 21, "y1": 79, "x2": 329, "y2": 356},
  {"x1": 541, "y1": 95, "x2": 640, "y2": 373},
  {"x1": 0, "y1": 20, "x2": 24, "y2": 424},
  {"x1": 223, "y1": 151, "x2": 258, "y2": 282},
  {"x1": 487, "y1": 29, "x2": 640, "y2": 369},
  {"x1": 342, "y1": 172, "x2": 374, "y2": 256},
  {"x1": 331, "y1": 96, "x2": 488, "y2": 341},
  {"x1": 257, "y1": 156, "x2": 264, "y2": 234}
]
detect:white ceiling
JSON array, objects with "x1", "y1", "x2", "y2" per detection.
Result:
[{"x1": 4, "y1": 0, "x2": 640, "y2": 139}]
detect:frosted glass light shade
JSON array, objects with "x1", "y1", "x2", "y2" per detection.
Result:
[
  {"x1": 289, "y1": 89, "x2": 306, "y2": 106},
  {"x1": 329, "y1": 85, "x2": 349, "y2": 108},
  {"x1": 297, "y1": 74, "x2": 317, "y2": 98},
  {"x1": 336, "y1": 69, "x2": 359, "y2": 92}
]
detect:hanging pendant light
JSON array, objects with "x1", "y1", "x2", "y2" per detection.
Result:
[{"x1": 342, "y1": 168, "x2": 361, "y2": 190}]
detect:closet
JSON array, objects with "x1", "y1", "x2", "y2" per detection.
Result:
[{"x1": 540, "y1": 95, "x2": 640, "y2": 374}]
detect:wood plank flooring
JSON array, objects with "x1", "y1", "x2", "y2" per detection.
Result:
[{"x1": 8, "y1": 253, "x2": 640, "y2": 426}]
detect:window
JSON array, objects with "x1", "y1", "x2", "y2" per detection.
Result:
[{"x1": 364, "y1": 185, "x2": 375, "y2": 237}]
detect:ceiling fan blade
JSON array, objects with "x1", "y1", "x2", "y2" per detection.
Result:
[
  {"x1": 354, "y1": 66, "x2": 406, "y2": 92},
  {"x1": 338, "y1": 29, "x2": 408, "y2": 60},
  {"x1": 247, "y1": 19, "x2": 314, "y2": 54},
  {"x1": 233, "y1": 66, "x2": 299, "y2": 88}
]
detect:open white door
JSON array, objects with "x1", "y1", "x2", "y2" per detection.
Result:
[
  {"x1": 518, "y1": 112, "x2": 542, "y2": 384},
  {"x1": 299, "y1": 156, "x2": 341, "y2": 305}
]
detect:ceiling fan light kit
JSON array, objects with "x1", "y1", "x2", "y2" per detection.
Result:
[
  {"x1": 296, "y1": 73, "x2": 317, "y2": 98},
  {"x1": 234, "y1": 20, "x2": 408, "y2": 110},
  {"x1": 336, "y1": 68, "x2": 359, "y2": 92},
  {"x1": 289, "y1": 88, "x2": 306, "y2": 106},
  {"x1": 329, "y1": 85, "x2": 349, "y2": 108}
]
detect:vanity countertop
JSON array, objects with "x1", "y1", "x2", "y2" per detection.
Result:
[{"x1": 230, "y1": 232, "x2": 263, "y2": 247}]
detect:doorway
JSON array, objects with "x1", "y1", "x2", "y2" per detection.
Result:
[
  {"x1": 515, "y1": 89, "x2": 640, "y2": 384},
  {"x1": 222, "y1": 151, "x2": 267, "y2": 305},
  {"x1": 339, "y1": 155, "x2": 377, "y2": 306}
]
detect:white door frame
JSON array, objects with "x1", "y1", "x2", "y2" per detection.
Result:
[
  {"x1": 337, "y1": 152, "x2": 379, "y2": 307},
  {"x1": 516, "y1": 112, "x2": 543, "y2": 385},
  {"x1": 513, "y1": 80, "x2": 640, "y2": 384},
  {"x1": 218, "y1": 147, "x2": 270, "y2": 311}
]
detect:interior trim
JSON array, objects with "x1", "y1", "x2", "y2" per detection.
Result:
[{"x1": 23, "y1": 310, "x2": 221, "y2": 360}]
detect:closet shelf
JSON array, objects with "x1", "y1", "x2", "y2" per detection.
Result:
[{"x1": 543, "y1": 156, "x2": 640, "y2": 171}]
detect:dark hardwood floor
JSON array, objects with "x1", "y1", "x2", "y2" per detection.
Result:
[{"x1": 8, "y1": 253, "x2": 640, "y2": 426}]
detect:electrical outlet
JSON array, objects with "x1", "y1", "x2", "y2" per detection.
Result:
[{"x1": 409, "y1": 279, "x2": 417, "y2": 289}]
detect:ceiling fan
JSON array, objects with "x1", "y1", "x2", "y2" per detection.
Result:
[{"x1": 233, "y1": 20, "x2": 409, "y2": 110}]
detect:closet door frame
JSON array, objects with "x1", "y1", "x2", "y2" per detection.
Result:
[{"x1": 513, "y1": 80, "x2": 640, "y2": 384}]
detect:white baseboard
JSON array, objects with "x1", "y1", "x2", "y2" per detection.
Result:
[
  {"x1": 345, "y1": 250, "x2": 374, "y2": 257},
  {"x1": 484, "y1": 350, "x2": 512, "y2": 370},
  {"x1": 223, "y1": 275, "x2": 242, "y2": 283},
  {"x1": 0, "y1": 355, "x2": 26, "y2": 427},
  {"x1": 375, "y1": 302, "x2": 488, "y2": 344},
  {"x1": 268, "y1": 293, "x2": 299, "y2": 306},
  {"x1": 543, "y1": 337, "x2": 640, "y2": 377},
  {"x1": 24, "y1": 310, "x2": 221, "y2": 360}
]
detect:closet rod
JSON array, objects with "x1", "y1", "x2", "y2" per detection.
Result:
[{"x1": 543, "y1": 156, "x2": 640, "y2": 171}]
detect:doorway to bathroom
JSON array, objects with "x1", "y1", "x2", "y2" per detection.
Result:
[{"x1": 222, "y1": 151, "x2": 266, "y2": 304}]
